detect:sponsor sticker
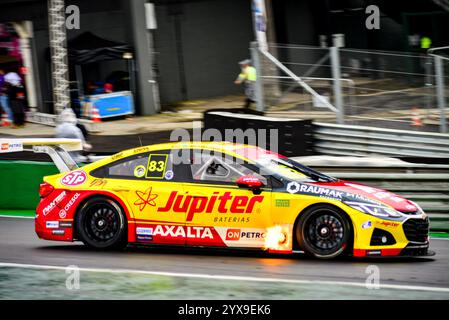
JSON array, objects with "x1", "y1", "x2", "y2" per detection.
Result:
[
  {"x1": 275, "y1": 199, "x2": 290, "y2": 207},
  {"x1": 52, "y1": 229, "x2": 65, "y2": 235},
  {"x1": 134, "y1": 165, "x2": 146, "y2": 178},
  {"x1": 226, "y1": 229, "x2": 266, "y2": 241},
  {"x1": 42, "y1": 191, "x2": 67, "y2": 216},
  {"x1": 133, "y1": 146, "x2": 150, "y2": 154},
  {"x1": 0, "y1": 142, "x2": 23, "y2": 153},
  {"x1": 63, "y1": 193, "x2": 80, "y2": 212},
  {"x1": 137, "y1": 235, "x2": 153, "y2": 241},
  {"x1": 111, "y1": 152, "x2": 124, "y2": 160},
  {"x1": 214, "y1": 216, "x2": 250, "y2": 223},
  {"x1": 165, "y1": 170, "x2": 174, "y2": 180},
  {"x1": 151, "y1": 225, "x2": 213, "y2": 239},
  {"x1": 366, "y1": 250, "x2": 382, "y2": 256},
  {"x1": 286, "y1": 182, "x2": 300, "y2": 194},
  {"x1": 134, "y1": 187, "x2": 158, "y2": 211},
  {"x1": 59, "y1": 210, "x2": 67, "y2": 219},
  {"x1": 226, "y1": 229, "x2": 241, "y2": 240},
  {"x1": 376, "y1": 221, "x2": 400, "y2": 228},
  {"x1": 46, "y1": 221, "x2": 59, "y2": 229},
  {"x1": 361, "y1": 221, "x2": 372, "y2": 229},
  {"x1": 59, "y1": 221, "x2": 73, "y2": 228},
  {"x1": 158, "y1": 191, "x2": 264, "y2": 222},
  {"x1": 136, "y1": 227, "x2": 153, "y2": 236},
  {"x1": 89, "y1": 179, "x2": 107, "y2": 188},
  {"x1": 61, "y1": 171, "x2": 87, "y2": 186}
]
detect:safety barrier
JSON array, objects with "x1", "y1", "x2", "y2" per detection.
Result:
[
  {"x1": 314, "y1": 122, "x2": 449, "y2": 158},
  {"x1": 0, "y1": 160, "x2": 59, "y2": 210}
]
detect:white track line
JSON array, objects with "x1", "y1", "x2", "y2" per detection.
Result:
[
  {"x1": 1, "y1": 262, "x2": 449, "y2": 293},
  {"x1": 0, "y1": 215, "x2": 34, "y2": 219}
]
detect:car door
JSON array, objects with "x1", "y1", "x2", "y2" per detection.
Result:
[
  {"x1": 181, "y1": 149, "x2": 272, "y2": 248},
  {"x1": 97, "y1": 150, "x2": 187, "y2": 245}
]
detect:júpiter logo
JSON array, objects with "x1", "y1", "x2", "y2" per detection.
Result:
[
  {"x1": 61, "y1": 171, "x2": 87, "y2": 186},
  {"x1": 157, "y1": 191, "x2": 264, "y2": 221}
]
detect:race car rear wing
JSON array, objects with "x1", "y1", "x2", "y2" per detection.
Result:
[{"x1": 0, "y1": 138, "x2": 82, "y2": 173}]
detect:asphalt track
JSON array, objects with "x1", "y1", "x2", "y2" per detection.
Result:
[{"x1": 1, "y1": 216, "x2": 449, "y2": 298}]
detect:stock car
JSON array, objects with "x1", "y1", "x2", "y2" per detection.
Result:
[{"x1": 31, "y1": 141, "x2": 430, "y2": 259}]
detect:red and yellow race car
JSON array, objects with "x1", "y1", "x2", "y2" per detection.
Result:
[{"x1": 33, "y1": 141, "x2": 430, "y2": 259}]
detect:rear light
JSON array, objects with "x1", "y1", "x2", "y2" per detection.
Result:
[{"x1": 39, "y1": 182, "x2": 54, "y2": 198}]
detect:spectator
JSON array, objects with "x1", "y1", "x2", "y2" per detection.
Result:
[
  {"x1": 234, "y1": 59, "x2": 257, "y2": 109},
  {"x1": 55, "y1": 108, "x2": 92, "y2": 163},
  {"x1": 0, "y1": 69, "x2": 13, "y2": 124},
  {"x1": 4, "y1": 71, "x2": 22, "y2": 86},
  {"x1": 6, "y1": 81, "x2": 26, "y2": 128}
]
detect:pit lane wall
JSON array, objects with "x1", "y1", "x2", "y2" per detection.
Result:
[{"x1": 0, "y1": 160, "x2": 59, "y2": 210}]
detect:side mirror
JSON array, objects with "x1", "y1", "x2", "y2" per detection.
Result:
[{"x1": 236, "y1": 175, "x2": 264, "y2": 193}]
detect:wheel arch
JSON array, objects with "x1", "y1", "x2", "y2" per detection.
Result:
[
  {"x1": 292, "y1": 202, "x2": 355, "y2": 251},
  {"x1": 73, "y1": 191, "x2": 134, "y2": 242}
]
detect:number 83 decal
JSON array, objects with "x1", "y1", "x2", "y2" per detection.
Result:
[{"x1": 146, "y1": 154, "x2": 168, "y2": 179}]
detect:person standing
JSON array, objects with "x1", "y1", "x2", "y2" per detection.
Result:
[
  {"x1": 5, "y1": 71, "x2": 26, "y2": 128},
  {"x1": 0, "y1": 69, "x2": 13, "y2": 125},
  {"x1": 234, "y1": 59, "x2": 257, "y2": 109},
  {"x1": 55, "y1": 108, "x2": 92, "y2": 163}
]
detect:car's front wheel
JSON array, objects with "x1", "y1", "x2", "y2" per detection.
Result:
[
  {"x1": 296, "y1": 204, "x2": 352, "y2": 259},
  {"x1": 76, "y1": 196, "x2": 127, "y2": 250}
]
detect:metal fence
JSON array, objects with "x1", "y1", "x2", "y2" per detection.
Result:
[{"x1": 253, "y1": 43, "x2": 449, "y2": 133}]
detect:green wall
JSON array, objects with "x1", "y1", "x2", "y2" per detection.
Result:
[{"x1": 0, "y1": 161, "x2": 59, "y2": 210}]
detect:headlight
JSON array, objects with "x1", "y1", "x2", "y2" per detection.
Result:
[{"x1": 343, "y1": 201, "x2": 402, "y2": 218}]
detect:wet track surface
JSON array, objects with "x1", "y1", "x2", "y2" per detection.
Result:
[{"x1": 1, "y1": 217, "x2": 449, "y2": 291}]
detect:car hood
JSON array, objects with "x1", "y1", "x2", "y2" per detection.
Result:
[{"x1": 309, "y1": 180, "x2": 418, "y2": 212}]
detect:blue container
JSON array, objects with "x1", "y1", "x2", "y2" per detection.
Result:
[{"x1": 82, "y1": 91, "x2": 134, "y2": 119}]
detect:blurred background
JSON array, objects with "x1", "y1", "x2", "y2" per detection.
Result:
[
  {"x1": 0, "y1": 0, "x2": 447, "y2": 131},
  {"x1": 1, "y1": 0, "x2": 449, "y2": 300}
]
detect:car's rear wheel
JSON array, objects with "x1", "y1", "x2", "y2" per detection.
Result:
[
  {"x1": 296, "y1": 204, "x2": 352, "y2": 259},
  {"x1": 76, "y1": 196, "x2": 127, "y2": 250}
]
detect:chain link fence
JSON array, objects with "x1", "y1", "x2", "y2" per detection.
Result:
[{"x1": 254, "y1": 43, "x2": 449, "y2": 133}]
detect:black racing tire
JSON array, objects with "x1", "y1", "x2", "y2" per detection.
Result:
[
  {"x1": 75, "y1": 196, "x2": 128, "y2": 250},
  {"x1": 296, "y1": 204, "x2": 352, "y2": 259}
]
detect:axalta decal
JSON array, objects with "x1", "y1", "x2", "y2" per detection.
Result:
[
  {"x1": 137, "y1": 225, "x2": 214, "y2": 239},
  {"x1": 61, "y1": 171, "x2": 87, "y2": 186},
  {"x1": 157, "y1": 191, "x2": 264, "y2": 221}
]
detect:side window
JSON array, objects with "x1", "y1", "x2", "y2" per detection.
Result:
[
  {"x1": 190, "y1": 150, "x2": 267, "y2": 185},
  {"x1": 108, "y1": 154, "x2": 148, "y2": 178},
  {"x1": 92, "y1": 150, "x2": 177, "y2": 181}
]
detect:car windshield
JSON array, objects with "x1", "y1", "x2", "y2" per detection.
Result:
[
  {"x1": 232, "y1": 146, "x2": 337, "y2": 182},
  {"x1": 256, "y1": 156, "x2": 337, "y2": 183}
]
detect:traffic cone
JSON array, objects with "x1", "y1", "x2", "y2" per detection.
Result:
[
  {"x1": 411, "y1": 107, "x2": 423, "y2": 126},
  {"x1": 91, "y1": 106, "x2": 102, "y2": 123},
  {"x1": 1, "y1": 112, "x2": 11, "y2": 127}
]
